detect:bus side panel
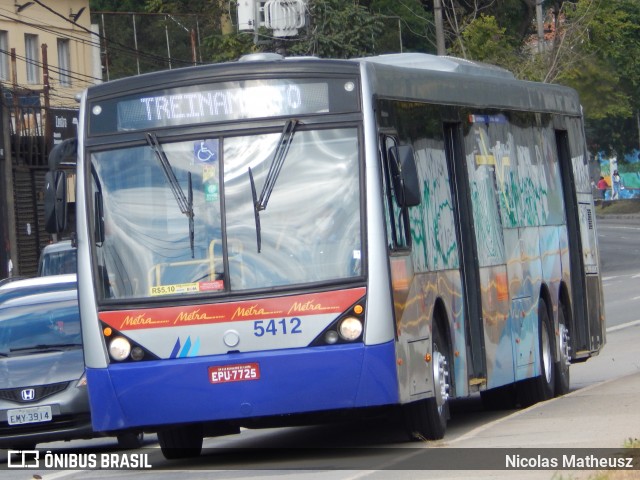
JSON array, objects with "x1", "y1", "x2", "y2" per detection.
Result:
[
  {"x1": 479, "y1": 265, "x2": 514, "y2": 389},
  {"x1": 503, "y1": 227, "x2": 537, "y2": 382},
  {"x1": 86, "y1": 342, "x2": 398, "y2": 432},
  {"x1": 393, "y1": 270, "x2": 467, "y2": 403}
]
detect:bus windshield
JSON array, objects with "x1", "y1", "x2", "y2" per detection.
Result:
[{"x1": 91, "y1": 126, "x2": 362, "y2": 300}]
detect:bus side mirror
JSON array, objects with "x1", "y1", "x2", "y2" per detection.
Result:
[
  {"x1": 388, "y1": 144, "x2": 421, "y2": 207},
  {"x1": 44, "y1": 170, "x2": 68, "y2": 234}
]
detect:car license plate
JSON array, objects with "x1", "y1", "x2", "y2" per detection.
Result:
[
  {"x1": 7, "y1": 406, "x2": 52, "y2": 425},
  {"x1": 209, "y1": 363, "x2": 260, "y2": 384}
]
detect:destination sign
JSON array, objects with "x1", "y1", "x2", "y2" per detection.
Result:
[{"x1": 88, "y1": 78, "x2": 359, "y2": 135}]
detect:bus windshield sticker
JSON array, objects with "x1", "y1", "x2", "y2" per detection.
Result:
[
  {"x1": 150, "y1": 280, "x2": 224, "y2": 297},
  {"x1": 203, "y1": 165, "x2": 219, "y2": 203},
  {"x1": 194, "y1": 139, "x2": 219, "y2": 164}
]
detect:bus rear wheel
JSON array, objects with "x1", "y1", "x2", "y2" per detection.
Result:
[
  {"x1": 554, "y1": 303, "x2": 571, "y2": 396},
  {"x1": 404, "y1": 321, "x2": 451, "y2": 441},
  {"x1": 158, "y1": 424, "x2": 203, "y2": 460},
  {"x1": 517, "y1": 298, "x2": 555, "y2": 407}
]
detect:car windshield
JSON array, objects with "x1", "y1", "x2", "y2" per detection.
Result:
[
  {"x1": 39, "y1": 246, "x2": 77, "y2": 276},
  {"x1": 91, "y1": 127, "x2": 362, "y2": 300},
  {"x1": 0, "y1": 293, "x2": 81, "y2": 356}
]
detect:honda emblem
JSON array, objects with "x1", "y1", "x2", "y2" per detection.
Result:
[{"x1": 21, "y1": 389, "x2": 35, "y2": 401}]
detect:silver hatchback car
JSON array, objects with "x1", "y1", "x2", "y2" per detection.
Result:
[{"x1": 0, "y1": 276, "x2": 142, "y2": 449}]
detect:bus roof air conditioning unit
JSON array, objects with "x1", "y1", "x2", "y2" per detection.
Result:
[{"x1": 264, "y1": 0, "x2": 306, "y2": 37}]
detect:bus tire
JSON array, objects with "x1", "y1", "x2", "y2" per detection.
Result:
[
  {"x1": 158, "y1": 424, "x2": 203, "y2": 459},
  {"x1": 554, "y1": 304, "x2": 571, "y2": 396},
  {"x1": 404, "y1": 321, "x2": 450, "y2": 441},
  {"x1": 117, "y1": 431, "x2": 144, "y2": 449},
  {"x1": 480, "y1": 384, "x2": 517, "y2": 410},
  {"x1": 517, "y1": 298, "x2": 555, "y2": 407}
]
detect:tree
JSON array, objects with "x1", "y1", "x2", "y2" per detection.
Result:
[
  {"x1": 288, "y1": 0, "x2": 385, "y2": 58},
  {"x1": 559, "y1": 0, "x2": 640, "y2": 156},
  {"x1": 369, "y1": 0, "x2": 435, "y2": 54},
  {"x1": 448, "y1": 14, "x2": 513, "y2": 66}
]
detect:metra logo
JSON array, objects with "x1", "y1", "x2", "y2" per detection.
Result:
[
  {"x1": 287, "y1": 300, "x2": 336, "y2": 315},
  {"x1": 120, "y1": 314, "x2": 169, "y2": 330},
  {"x1": 170, "y1": 336, "x2": 201, "y2": 358},
  {"x1": 231, "y1": 305, "x2": 281, "y2": 320},
  {"x1": 174, "y1": 309, "x2": 223, "y2": 325}
]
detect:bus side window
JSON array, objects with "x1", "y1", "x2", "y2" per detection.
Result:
[{"x1": 381, "y1": 135, "x2": 418, "y2": 251}]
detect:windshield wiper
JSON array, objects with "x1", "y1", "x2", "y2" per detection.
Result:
[
  {"x1": 146, "y1": 132, "x2": 195, "y2": 258},
  {"x1": 249, "y1": 119, "x2": 298, "y2": 253},
  {"x1": 10, "y1": 343, "x2": 82, "y2": 353}
]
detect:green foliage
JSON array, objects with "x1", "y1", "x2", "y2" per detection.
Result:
[
  {"x1": 288, "y1": 0, "x2": 384, "y2": 58},
  {"x1": 561, "y1": 0, "x2": 640, "y2": 156},
  {"x1": 204, "y1": 32, "x2": 258, "y2": 63},
  {"x1": 369, "y1": 0, "x2": 434, "y2": 53},
  {"x1": 560, "y1": 61, "x2": 631, "y2": 120},
  {"x1": 449, "y1": 14, "x2": 513, "y2": 65}
]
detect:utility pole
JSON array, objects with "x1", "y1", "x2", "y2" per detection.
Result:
[
  {"x1": 536, "y1": 0, "x2": 545, "y2": 53},
  {"x1": 434, "y1": 0, "x2": 445, "y2": 55},
  {"x1": 42, "y1": 43, "x2": 52, "y2": 152},
  {"x1": 637, "y1": 110, "x2": 640, "y2": 153}
]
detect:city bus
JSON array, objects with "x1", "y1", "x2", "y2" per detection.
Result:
[{"x1": 45, "y1": 52, "x2": 605, "y2": 458}]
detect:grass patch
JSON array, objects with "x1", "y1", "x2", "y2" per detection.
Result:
[
  {"x1": 596, "y1": 199, "x2": 640, "y2": 215},
  {"x1": 551, "y1": 439, "x2": 640, "y2": 480}
]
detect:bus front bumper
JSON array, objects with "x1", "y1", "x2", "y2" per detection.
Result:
[{"x1": 86, "y1": 341, "x2": 398, "y2": 432}]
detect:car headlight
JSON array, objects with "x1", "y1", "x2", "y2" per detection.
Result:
[
  {"x1": 109, "y1": 336, "x2": 131, "y2": 361},
  {"x1": 76, "y1": 372, "x2": 87, "y2": 388}
]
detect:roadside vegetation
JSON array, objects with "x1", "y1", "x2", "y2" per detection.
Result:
[
  {"x1": 596, "y1": 199, "x2": 640, "y2": 215},
  {"x1": 551, "y1": 438, "x2": 640, "y2": 479}
]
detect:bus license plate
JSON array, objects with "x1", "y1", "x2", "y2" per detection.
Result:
[
  {"x1": 8, "y1": 406, "x2": 52, "y2": 425},
  {"x1": 209, "y1": 363, "x2": 260, "y2": 384}
]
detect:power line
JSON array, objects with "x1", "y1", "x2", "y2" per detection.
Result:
[
  {"x1": 32, "y1": 1, "x2": 199, "y2": 68},
  {"x1": 0, "y1": 1, "x2": 212, "y2": 103},
  {"x1": 0, "y1": 6, "x2": 196, "y2": 91}
]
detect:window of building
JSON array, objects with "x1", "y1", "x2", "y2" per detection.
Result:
[
  {"x1": 25, "y1": 34, "x2": 39, "y2": 84},
  {"x1": 57, "y1": 38, "x2": 71, "y2": 86},
  {"x1": 0, "y1": 31, "x2": 9, "y2": 81}
]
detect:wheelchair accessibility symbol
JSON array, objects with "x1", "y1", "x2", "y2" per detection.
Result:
[{"x1": 194, "y1": 139, "x2": 219, "y2": 163}]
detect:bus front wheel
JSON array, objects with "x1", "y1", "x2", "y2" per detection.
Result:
[
  {"x1": 404, "y1": 321, "x2": 451, "y2": 441},
  {"x1": 158, "y1": 424, "x2": 203, "y2": 460}
]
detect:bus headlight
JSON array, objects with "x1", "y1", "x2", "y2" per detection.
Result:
[
  {"x1": 109, "y1": 336, "x2": 131, "y2": 361},
  {"x1": 130, "y1": 346, "x2": 145, "y2": 361},
  {"x1": 339, "y1": 317, "x2": 363, "y2": 341}
]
